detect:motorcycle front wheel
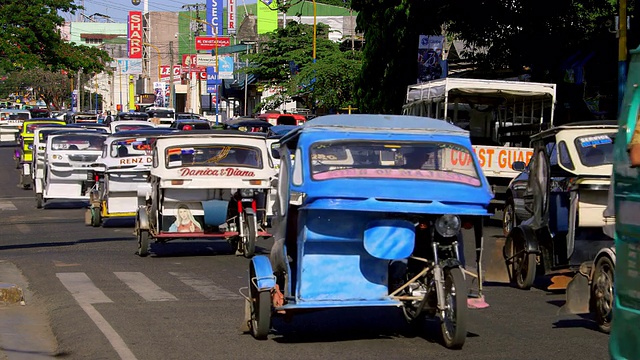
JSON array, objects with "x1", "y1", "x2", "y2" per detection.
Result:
[{"x1": 440, "y1": 267, "x2": 468, "y2": 349}]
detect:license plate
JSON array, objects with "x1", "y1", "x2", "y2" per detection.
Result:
[{"x1": 241, "y1": 198, "x2": 254, "y2": 202}]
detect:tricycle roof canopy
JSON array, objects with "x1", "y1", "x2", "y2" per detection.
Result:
[
  {"x1": 300, "y1": 114, "x2": 468, "y2": 133},
  {"x1": 405, "y1": 78, "x2": 557, "y2": 104}
]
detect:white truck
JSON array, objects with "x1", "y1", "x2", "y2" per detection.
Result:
[{"x1": 403, "y1": 78, "x2": 557, "y2": 220}]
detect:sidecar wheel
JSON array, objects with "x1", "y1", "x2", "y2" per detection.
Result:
[
  {"x1": 90, "y1": 206, "x2": 102, "y2": 227},
  {"x1": 35, "y1": 194, "x2": 43, "y2": 209},
  {"x1": 242, "y1": 213, "x2": 257, "y2": 258},
  {"x1": 249, "y1": 265, "x2": 271, "y2": 339},
  {"x1": 506, "y1": 233, "x2": 536, "y2": 290},
  {"x1": 440, "y1": 267, "x2": 468, "y2": 349},
  {"x1": 137, "y1": 230, "x2": 150, "y2": 257},
  {"x1": 592, "y1": 256, "x2": 614, "y2": 333}
]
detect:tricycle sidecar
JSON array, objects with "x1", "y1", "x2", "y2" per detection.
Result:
[
  {"x1": 135, "y1": 130, "x2": 277, "y2": 257},
  {"x1": 244, "y1": 114, "x2": 493, "y2": 348},
  {"x1": 41, "y1": 132, "x2": 107, "y2": 206},
  {"x1": 86, "y1": 129, "x2": 176, "y2": 227},
  {"x1": 504, "y1": 121, "x2": 617, "y2": 331},
  {"x1": 17, "y1": 119, "x2": 66, "y2": 188}
]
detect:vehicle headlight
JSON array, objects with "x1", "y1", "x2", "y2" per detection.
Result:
[
  {"x1": 240, "y1": 188, "x2": 254, "y2": 197},
  {"x1": 435, "y1": 215, "x2": 461, "y2": 238}
]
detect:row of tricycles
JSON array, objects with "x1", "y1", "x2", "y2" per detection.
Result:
[{"x1": 6, "y1": 113, "x2": 500, "y2": 349}]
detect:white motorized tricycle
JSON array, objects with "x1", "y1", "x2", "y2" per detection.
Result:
[
  {"x1": 86, "y1": 129, "x2": 175, "y2": 226},
  {"x1": 39, "y1": 132, "x2": 107, "y2": 208},
  {"x1": 135, "y1": 131, "x2": 277, "y2": 257}
]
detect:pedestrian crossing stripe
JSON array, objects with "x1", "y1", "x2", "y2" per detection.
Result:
[
  {"x1": 57, "y1": 271, "x2": 241, "y2": 304},
  {"x1": 0, "y1": 201, "x2": 17, "y2": 211}
]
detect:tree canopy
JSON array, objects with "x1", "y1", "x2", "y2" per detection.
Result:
[
  {"x1": 0, "y1": 0, "x2": 111, "y2": 74},
  {"x1": 242, "y1": 21, "x2": 361, "y2": 113},
  {"x1": 351, "y1": 0, "x2": 629, "y2": 114}
]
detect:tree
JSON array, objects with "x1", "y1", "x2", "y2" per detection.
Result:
[
  {"x1": 242, "y1": 21, "x2": 362, "y2": 113},
  {"x1": 0, "y1": 0, "x2": 111, "y2": 74},
  {"x1": 351, "y1": 0, "x2": 623, "y2": 114},
  {"x1": 0, "y1": 69, "x2": 73, "y2": 109},
  {"x1": 351, "y1": 0, "x2": 445, "y2": 114}
]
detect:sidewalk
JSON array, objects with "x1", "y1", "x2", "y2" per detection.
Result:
[{"x1": 0, "y1": 260, "x2": 57, "y2": 359}]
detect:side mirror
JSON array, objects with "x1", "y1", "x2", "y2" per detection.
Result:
[
  {"x1": 271, "y1": 143, "x2": 281, "y2": 159},
  {"x1": 511, "y1": 161, "x2": 526, "y2": 172}
]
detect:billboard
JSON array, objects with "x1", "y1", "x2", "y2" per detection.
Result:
[
  {"x1": 206, "y1": 0, "x2": 223, "y2": 36},
  {"x1": 128, "y1": 11, "x2": 143, "y2": 59},
  {"x1": 196, "y1": 55, "x2": 233, "y2": 79},
  {"x1": 227, "y1": 0, "x2": 236, "y2": 34},
  {"x1": 257, "y1": 0, "x2": 278, "y2": 34},
  {"x1": 117, "y1": 58, "x2": 143, "y2": 74},
  {"x1": 195, "y1": 36, "x2": 231, "y2": 50},
  {"x1": 417, "y1": 35, "x2": 445, "y2": 83},
  {"x1": 153, "y1": 82, "x2": 168, "y2": 107},
  {"x1": 160, "y1": 65, "x2": 181, "y2": 82}
]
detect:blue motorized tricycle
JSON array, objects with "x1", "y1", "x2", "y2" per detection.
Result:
[{"x1": 242, "y1": 114, "x2": 493, "y2": 348}]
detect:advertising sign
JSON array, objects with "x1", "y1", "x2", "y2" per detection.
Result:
[
  {"x1": 195, "y1": 36, "x2": 231, "y2": 51},
  {"x1": 196, "y1": 55, "x2": 233, "y2": 79},
  {"x1": 206, "y1": 0, "x2": 223, "y2": 36},
  {"x1": 227, "y1": 0, "x2": 236, "y2": 34},
  {"x1": 181, "y1": 54, "x2": 205, "y2": 72},
  {"x1": 128, "y1": 11, "x2": 143, "y2": 59},
  {"x1": 206, "y1": 67, "x2": 221, "y2": 94},
  {"x1": 417, "y1": 35, "x2": 445, "y2": 83},
  {"x1": 257, "y1": 0, "x2": 278, "y2": 34},
  {"x1": 160, "y1": 65, "x2": 182, "y2": 82},
  {"x1": 153, "y1": 82, "x2": 169, "y2": 107},
  {"x1": 117, "y1": 58, "x2": 143, "y2": 74}
]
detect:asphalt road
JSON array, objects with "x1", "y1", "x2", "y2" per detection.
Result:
[{"x1": 0, "y1": 144, "x2": 609, "y2": 360}]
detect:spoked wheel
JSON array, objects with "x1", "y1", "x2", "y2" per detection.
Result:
[
  {"x1": 90, "y1": 206, "x2": 102, "y2": 227},
  {"x1": 592, "y1": 256, "x2": 614, "y2": 333},
  {"x1": 505, "y1": 234, "x2": 536, "y2": 290},
  {"x1": 137, "y1": 229, "x2": 150, "y2": 257},
  {"x1": 242, "y1": 213, "x2": 257, "y2": 259},
  {"x1": 35, "y1": 194, "x2": 43, "y2": 209},
  {"x1": 440, "y1": 267, "x2": 468, "y2": 349},
  {"x1": 502, "y1": 198, "x2": 516, "y2": 236},
  {"x1": 249, "y1": 265, "x2": 271, "y2": 339}
]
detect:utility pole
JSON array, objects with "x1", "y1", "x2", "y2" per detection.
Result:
[
  {"x1": 77, "y1": 68, "x2": 82, "y2": 112},
  {"x1": 169, "y1": 40, "x2": 175, "y2": 109}
]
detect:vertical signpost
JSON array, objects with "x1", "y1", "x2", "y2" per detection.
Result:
[{"x1": 206, "y1": 0, "x2": 223, "y2": 124}]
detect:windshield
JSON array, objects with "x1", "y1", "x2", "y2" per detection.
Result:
[
  {"x1": 51, "y1": 134, "x2": 105, "y2": 151},
  {"x1": 114, "y1": 124, "x2": 154, "y2": 132},
  {"x1": 574, "y1": 134, "x2": 615, "y2": 167},
  {"x1": 148, "y1": 110, "x2": 174, "y2": 118},
  {"x1": 310, "y1": 141, "x2": 481, "y2": 186},
  {"x1": 1, "y1": 112, "x2": 30, "y2": 121},
  {"x1": 110, "y1": 137, "x2": 156, "y2": 158},
  {"x1": 26, "y1": 122, "x2": 62, "y2": 134},
  {"x1": 165, "y1": 145, "x2": 263, "y2": 169},
  {"x1": 118, "y1": 114, "x2": 149, "y2": 121}
]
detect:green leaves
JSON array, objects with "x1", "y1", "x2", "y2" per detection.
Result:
[
  {"x1": 0, "y1": 0, "x2": 111, "y2": 74},
  {"x1": 241, "y1": 21, "x2": 362, "y2": 113}
]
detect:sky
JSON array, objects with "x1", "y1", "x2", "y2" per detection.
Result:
[{"x1": 63, "y1": 0, "x2": 259, "y2": 24}]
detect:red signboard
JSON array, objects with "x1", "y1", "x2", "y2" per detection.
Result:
[
  {"x1": 128, "y1": 11, "x2": 143, "y2": 59},
  {"x1": 160, "y1": 65, "x2": 182, "y2": 82},
  {"x1": 195, "y1": 36, "x2": 231, "y2": 50}
]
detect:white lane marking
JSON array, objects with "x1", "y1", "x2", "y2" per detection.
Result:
[
  {"x1": 170, "y1": 272, "x2": 242, "y2": 300},
  {"x1": 0, "y1": 201, "x2": 17, "y2": 211},
  {"x1": 57, "y1": 273, "x2": 137, "y2": 360},
  {"x1": 57, "y1": 272, "x2": 112, "y2": 304},
  {"x1": 114, "y1": 272, "x2": 177, "y2": 302}
]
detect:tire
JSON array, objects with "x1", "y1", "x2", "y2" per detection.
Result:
[
  {"x1": 249, "y1": 266, "x2": 271, "y2": 340},
  {"x1": 137, "y1": 230, "x2": 150, "y2": 257},
  {"x1": 502, "y1": 198, "x2": 517, "y2": 236},
  {"x1": 90, "y1": 206, "x2": 101, "y2": 227},
  {"x1": 242, "y1": 213, "x2": 257, "y2": 258},
  {"x1": 592, "y1": 256, "x2": 614, "y2": 333},
  {"x1": 506, "y1": 233, "x2": 536, "y2": 290},
  {"x1": 36, "y1": 194, "x2": 43, "y2": 209},
  {"x1": 440, "y1": 267, "x2": 468, "y2": 349}
]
